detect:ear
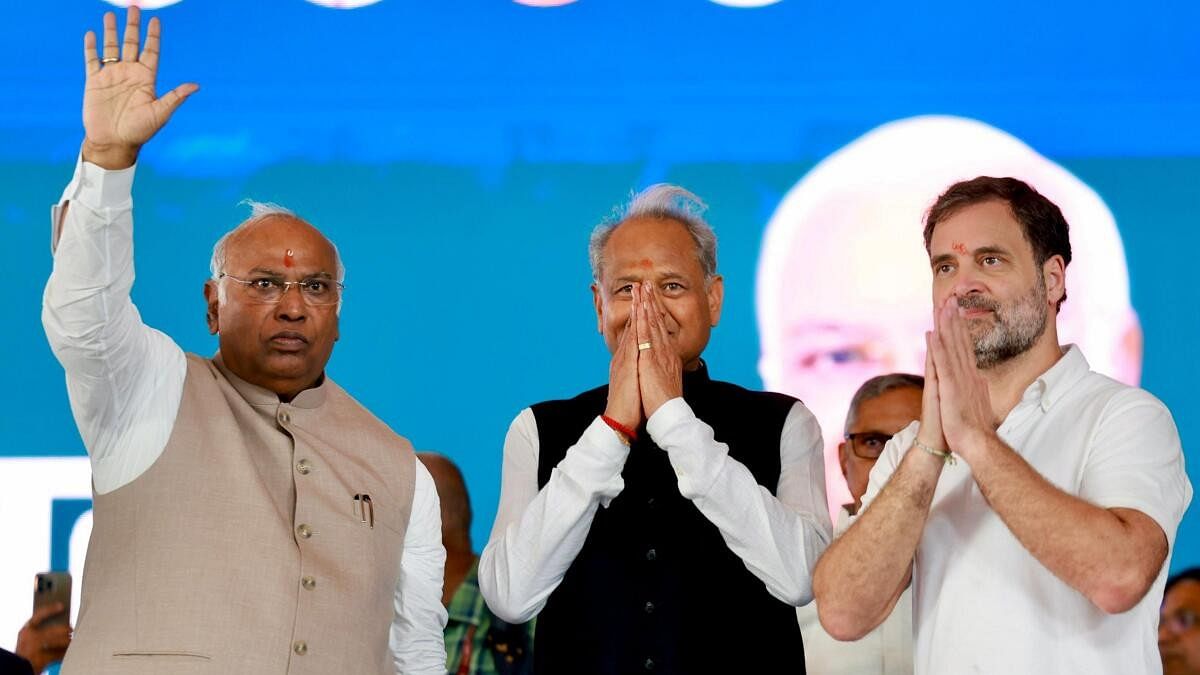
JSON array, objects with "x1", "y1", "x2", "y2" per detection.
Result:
[
  {"x1": 837, "y1": 440, "x2": 851, "y2": 480},
  {"x1": 591, "y1": 282, "x2": 604, "y2": 334},
  {"x1": 1042, "y1": 254, "x2": 1067, "y2": 312},
  {"x1": 203, "y1": 280, "x2": 220, "y2": 335},
  {"x1": 706, "y1": 275, "x2": 725, "y2": 326}
]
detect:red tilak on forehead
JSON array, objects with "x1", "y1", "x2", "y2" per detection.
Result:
[
  {"x1": 953, "y1": 242, "x2": 968, "y2": 255},
  {"x1": 637, "y1": 258, "x2": 653, "y2": 269},
  {"x1": 283, "y1": 249, "x2": 294, "y2": 268}
]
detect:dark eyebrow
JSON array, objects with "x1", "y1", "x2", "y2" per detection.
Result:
[
  {"x1": 930, "y1": 253, "x2": 955, "y2": 269},
  {"x1": 973, "y1": 245, "x2": 1011, "y2": 258}
]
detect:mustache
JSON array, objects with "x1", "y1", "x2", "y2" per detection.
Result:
[{"x1": 957, "y1": 295, "x2": 1000, "y2": 313}]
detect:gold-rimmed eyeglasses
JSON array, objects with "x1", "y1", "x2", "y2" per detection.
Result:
[{"x1": 218, "y1": 273, "x2": 344, "y2": 306}]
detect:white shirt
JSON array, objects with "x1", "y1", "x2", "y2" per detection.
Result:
[
  {"x1": 41, "y1": 157, "x2": 448, "y2": 675},
  {"x1": 797, "y1": 507, "x2": 913, "y2": 675},
  {"x1": 478, "y1": 394, "x2": 833, "y2": 623},
  {"x1": 861, "y1": 346, "x2": 1192, "y2": 675}
]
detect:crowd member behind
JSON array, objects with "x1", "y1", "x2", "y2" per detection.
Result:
[
  {"x1": 418, "y1": 453, "x2": 534, "y2": 675},
  {"x1": 1162, "y1": 567, "x2": 1200, "y2": 675},
  {"x1": 0, "y1": 603, "x2": 72, "y2": 674},
  {"x1": 797, "y1": 374, "x2": 921, "y2": 674},
  {"x1": 813, "y1": 176, "x2": 1191, "y2": 674},
  {"x1": 480, "y1": 184, "x2": 831, "y2": 674}
]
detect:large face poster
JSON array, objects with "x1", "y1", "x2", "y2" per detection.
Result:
[{"x1": 2, "y1": 0, "x2": 1198, "y2": 648}]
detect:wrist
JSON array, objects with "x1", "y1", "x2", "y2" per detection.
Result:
[{"x1": 82, "y1": 138, "x2": 140, "y2": 170}]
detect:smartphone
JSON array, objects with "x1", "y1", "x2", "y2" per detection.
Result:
[{"x1": 33, "y1": 572, "x2": 72, "y2": 627}]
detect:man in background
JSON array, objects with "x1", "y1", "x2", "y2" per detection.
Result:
[
  {"x1": 1162, "y1": 567, "x2": 1200, "y2": 675},
  {"x1": 797, "y1": 374, "x2": 921, "y2": 675},
  {"x1": 418, "y1": 453, "x2": 534, "y2": 675}
]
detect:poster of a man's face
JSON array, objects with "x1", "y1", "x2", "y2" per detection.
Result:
[{"x1": 756, "y1": 115, "x2": 1143, "y2": 515}]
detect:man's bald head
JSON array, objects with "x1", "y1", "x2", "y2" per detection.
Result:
[{"x1": 416, "y1": 452, "x2": 473, "y2": 549}]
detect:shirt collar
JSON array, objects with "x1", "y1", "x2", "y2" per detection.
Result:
[
  {"x1": 1021, "y1": 344, "x2": 1090, "y2": 412},
  {"x1": 680, "y1": 358, "x2": 712, "y2": 396},
  {"x1": 212, "y1": 351, "x2": 328, "y2": 410}
]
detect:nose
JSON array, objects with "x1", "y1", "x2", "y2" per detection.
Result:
[{"x1": 275, "y1": 283, "x2": 307, "y2": 322}]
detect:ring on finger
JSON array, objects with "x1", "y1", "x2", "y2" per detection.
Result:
[
  {"x1": 638, "y1": 342, "x2": 652, "y2": 351},
  {"x1": 101, "y1": 56, "x2": 120, "y2": 64}
]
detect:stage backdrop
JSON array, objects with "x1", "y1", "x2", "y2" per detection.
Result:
[{"x1": 2, "y1": 0, "x2": 1198, "y2": 650}]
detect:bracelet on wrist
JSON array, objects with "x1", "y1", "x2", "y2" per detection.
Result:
[
  {"x1": 601, "y1": 415, "x2": 638, "y2": 444},
  {"x1": 914, "y1": 439, "x2": 956, "y2": 465}
]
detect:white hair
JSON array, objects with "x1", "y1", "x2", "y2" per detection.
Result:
[
  {"x1": 589, "y1": 183, "x2": 718, "y2": 283},
  {"x1": 209, "y1": 200, "x2": 345, "y2": 282}
]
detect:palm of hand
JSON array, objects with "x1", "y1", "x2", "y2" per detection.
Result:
[{"x1": 84, "y1": 63, "x2": 164, "y2": 148}]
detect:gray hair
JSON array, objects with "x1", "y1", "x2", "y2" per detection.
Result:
[
  {"x1": 209, "y1": 200, "x2": 345, "y2": 282},
  {"x1": 843, "y1": 373, "x2": 925, "y2": 436},
  {"x1": 588, "y1": 184, "x2": 718, "y2": 283}
]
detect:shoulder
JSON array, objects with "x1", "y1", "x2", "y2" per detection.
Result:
[
  {"x1": 709, "y1": 379, "x2": 800, "y2": 414},
  {"x1": 529, "y1": 383, "x2": 608, "y2": 418},
  {"x1": 323, "y1": 378, "x2": 416, "y2": 452}
]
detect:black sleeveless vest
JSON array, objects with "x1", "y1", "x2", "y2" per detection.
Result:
[{"x1": 530, "y1": 362, "x2": 807, "y2": 675}]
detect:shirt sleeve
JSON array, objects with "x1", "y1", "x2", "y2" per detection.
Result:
[
  {"x1": 41, "y1": 157, "x2": 186, "y2": 494},
  {"x1": 1078, "y1": 388, "x2": 1193, "y2": 546},
  {"x1": 477, "y1": 408, "x2": 630, "y2": 623},
  {"x1": 390, "y1": 458, "x2": 449, "y2": 675},
  {"x1": 645, "y1": 398, "x2": 834, "y2": 606}
]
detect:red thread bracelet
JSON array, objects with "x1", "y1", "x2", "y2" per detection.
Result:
[{"x1": 601, "y1": 415, "x2": 638, "y2": 442}]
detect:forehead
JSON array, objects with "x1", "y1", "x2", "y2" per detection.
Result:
[
  {"x1": 851, "y1": 386, "x2": 922, "y2": 428},
  {"x1": 1165, "y1": 580, "x2": 1200, "y2": 613},
  {"x1": 225, "y1": 216, "x2": 337, "y2": 270},
  {"x1": 602, "y1": 216, "x2": 703, "y2": 276},
  {"x1": 929, "y1": 200, "x2": 1030, "y2": 256}
]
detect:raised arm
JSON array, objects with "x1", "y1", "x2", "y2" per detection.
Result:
[{"x1": 42, "y1": 8, "x2": 197, "y2": 493}]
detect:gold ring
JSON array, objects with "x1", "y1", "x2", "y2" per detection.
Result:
[
  {"x1": 638, "y1": 342, "x2": 652, "y2": 351},
  {"x1": 100, "y1": 56, "x2": 120, "y2": 64}
]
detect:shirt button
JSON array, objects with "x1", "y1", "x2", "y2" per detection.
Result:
[
  {"x1": 296, "y1": 524, "x2": 312, "y2": 539},
  {"x1": 278, "y1": 410, "x2": 291, "y2": 425},
  {"x1": 301, "y1": 576, "x2": 316, "y2": 590},
  {"x1": 643, "y1": 658, "x2": 655, "y2": 670},
  {"x1": 296, "y1": 459, "x2": 312, "y2": 475},
  {"x1": 293, "y1": 640, "x2": 307, "y2": 655},
  {"x1": 645, "y1": 548, "x2": 657, "y2": 561},
  {"x1": 643, "y1": 601, "x2": 655, "y2": 614}
]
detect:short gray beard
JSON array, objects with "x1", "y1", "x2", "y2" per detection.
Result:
[{"x1": 959, "y1": 276, "x2": 1048, "y2": 369}]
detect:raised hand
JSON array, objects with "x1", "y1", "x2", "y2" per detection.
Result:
[
  {"x1": 929, "y1": 295, "x2": 996, "y2": 460},
  {"x1": 637, "y1": 281, "x2": 683, "y2": 419},
  {"x1": 603, "y1": 285, "x2": 643, "y2": 432},
  {"x1": 82, "y1": 7, "x2": 198, "y2": 169}
]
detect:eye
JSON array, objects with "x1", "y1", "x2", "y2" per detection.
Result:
[
  {"x1": 863, "y1": 434, "x2": 890, "y2": 450},
  {"x1": 250, "y1": 277, "x2": 280, "y2": 290},
  {"x1": 798, "y1": 346, "x2": 874, "y2": 369},
  {"x1": 982, "y1": 255, "x2": 1001, "y2": 266},
  {"x1": 301, "y1": 279, "x2": 330, "y2": 294},
  {"x1": 614, "y1": 284, "x2": 634, "y2": 296},
  {"x1": 935, "y1": 263, "x2": 955, "y2": 276},
  {"x1": 661, "y1": 282, "x2": 685, "y2": 293}
]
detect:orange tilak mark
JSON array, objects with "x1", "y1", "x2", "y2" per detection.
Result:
[
  {"x1": 952, "y1": 242, "x2": 968, "y2": 255},
  {"x1": 637, "y1": 259, "x2": 653, "y2": 269},
  {"x1": 283, "y1": 249, "x2": 294, "y2": 268}
]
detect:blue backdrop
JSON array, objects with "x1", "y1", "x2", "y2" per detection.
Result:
[{"x1": 4, "y1": 0, "x2": 1199, "y2": 571}]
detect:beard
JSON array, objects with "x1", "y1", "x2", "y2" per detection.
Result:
[{"x1": 958, "y1": 276, "x2": 1049, "y2": 369}]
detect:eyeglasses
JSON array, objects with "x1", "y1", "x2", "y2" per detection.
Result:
[
  {"x1": 845, "y1": 432, "x2": 894, "y2": 460},
  {"x1": 1162, "y1": 609, "x2": 1200, "y2": 636},
  {"x1": 219, "y1": 273, "x2": 344, "y2": 306}
]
